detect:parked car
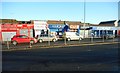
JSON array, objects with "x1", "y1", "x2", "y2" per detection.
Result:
[
  {"x1": 11, "y1": 34, "x2": 37, "y2": 45},
  {"x1": 36, "y1": 34, "x2": 58, "y2": 43},
  {"x1": 62, "y1": 32, "x2": 83, "y2": 41}
]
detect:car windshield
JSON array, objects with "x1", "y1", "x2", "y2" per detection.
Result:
[
  {"x1": 39, "y1": 34, "x2": 54, "y2": 37},
  {"x1": 20, "y1": 35, "x2": 28, "y2": 38}
]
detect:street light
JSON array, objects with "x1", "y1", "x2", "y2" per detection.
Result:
[
  {"x1": 83, "y1": 0, "x2": 86, "y2": 38},
  {"x1": 48, "y1": 29, "x2": 50, "y2": 46}
]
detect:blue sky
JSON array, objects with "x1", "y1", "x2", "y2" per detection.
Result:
[{"x1": 1, "y1": 2, "x2": 118, "y2": 24}]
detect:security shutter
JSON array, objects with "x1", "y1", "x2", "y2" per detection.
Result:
[
  {"x1": 2, "y1": 32, "x2": 16, "y2": 41},
  {"x1": 20, "y1": 29, "x2": 28, "y2": 36}
]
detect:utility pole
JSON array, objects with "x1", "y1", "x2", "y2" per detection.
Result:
[
  {"x1": 48, "y1": 29, "x2": 50, "y2": 46},
  {"x1": 83, "y1": 0, "x2": 86, "y2": 38}
]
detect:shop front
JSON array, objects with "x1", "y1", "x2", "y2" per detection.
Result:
[
  {"x1": 48, "y1": 24, "x2": 65, "y2": 36},
  {"x1": 1, "y1": 24, "x2": 17, "y2": 41},
  {"x1": 0, "y1": 24, "x2": 2, "y2": 41},
  {"x1": 91, "y1": 26, "x2": 117, "y2": 38},
  {"x1": 17, "y1": 24, "x2": 34, "y2": 37},
  {"x1": 1, "y1": 23, "x2": 34, "y2": 41},
  {"x1": 34, "y1": 21, "x2": 48, "y2": 37}
]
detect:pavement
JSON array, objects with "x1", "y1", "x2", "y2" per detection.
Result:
[{"x1": 1, "y1": 38, "x2": 120, "y2": 51}]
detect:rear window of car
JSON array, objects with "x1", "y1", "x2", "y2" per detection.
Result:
[
  {"x1": 13, "y1": 35, "x2": 28, "y2": 38},
  {"x1": 40, "y1": 34, "x2": 48, "y2": 37}
]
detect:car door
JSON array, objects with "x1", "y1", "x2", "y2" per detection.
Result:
[
  {"x1": 16, "y1": 35, "x2": 23, "y2": 43},
  {"x1": 20, "y1": 35, "x2": 30, "y2": 43},
  {"x1": 44, "y1": 35, "x2": 49, "y2": 41}
]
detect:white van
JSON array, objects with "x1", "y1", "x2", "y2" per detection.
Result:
[{"x1": 63, "y1": 32, "x2": 83, "y2": 41}]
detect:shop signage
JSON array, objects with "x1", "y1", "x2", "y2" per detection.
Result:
[
  {"x1": 70, "y1": 25, "x2": 79, "y2": 29},
  {"x1": 1, "y1": 24, "x2": 17, "y2": 30},
  {"x1": 17, "y1": 24, "x2": 33, "y2": 28},
  {"x1": 48, "y1": 24, "x2": 65, "y2": 29},
  {"x1": 92, "y1": 26, "x2": 117, "y2": 30},
  {"x1": 34, "y1": 21, "x2": 48, "y2": 30}
]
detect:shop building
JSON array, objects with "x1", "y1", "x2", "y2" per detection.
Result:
[
  {"x1": 47, "y1": 20, "x2": 82, "y2": 37},
  {"x1": 80, "y1": 23, "x2": 92, "y2": 38},
  {"x1": 91, "y1": 20, "x2": 118, "y2": 38},
  {"x1": 34, "y1": 20, "x2": 48, "y2": 37},
  {"x1": 0, "y1": 19, "x2": 119, "y2": 42},
  {"x1": 0, "y1": 19, "x2": 34, "y2": 41},
  {"x1": 47, "y1": 20, "x2": 65, "y2": 36},
  {"x1": 17, "y1": 23, "x2": 34, "y2": 37},
  {"x1": 118, "y1": 20, "x2": 120, "y2": 36},
  {"x1": 66, "y1": 21, "x2": 81, "y2": 32},
  {"x1": 0, "y1": 24, "x2": 2, "y2": 41},
  {"x1": 1, "y1": 24, "x2": 17, "y2": 41},
  {"x1": 1, "y1": 23, "x2": 34, "y2": 41}
]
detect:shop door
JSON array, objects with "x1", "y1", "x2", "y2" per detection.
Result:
[
  {"x1": 30, "y1": 29, "x2": 33, "y2": 37},
  {"x1": 2, "y1": 32, "x2": 16, "y2": 41}
]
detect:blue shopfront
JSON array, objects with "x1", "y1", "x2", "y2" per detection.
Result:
[
  {"x1": 48, "y1": 24, "x2": 65, "y2": 36},
  {"x1": 91, "y1": 26, "x2": 117, "y2": 38}
]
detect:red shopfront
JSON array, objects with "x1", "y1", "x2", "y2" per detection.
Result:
[
  {"x1": 0, "y1": 24, "x2": 2, "y2": 41},
  {"x1": 1, "y1": 24, "x2": 34, "y2": 41},
  {"x1": 1, "y1": 24, "x2": 18, "y2": 41},
  {"x1": 17, "y1": 24, "x2": 34, "y2": 37}
]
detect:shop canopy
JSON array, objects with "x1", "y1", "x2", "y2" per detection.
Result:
[
  {"x1": 48, "y1": 24, "x2": 65, "y2": 29},
  {"x1": 92, "y1": 26, "x2": 117, "y2": 30}
]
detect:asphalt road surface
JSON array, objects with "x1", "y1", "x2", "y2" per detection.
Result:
[{"x1": 2, "y1": 42, "x2": 119, "y2": 72}]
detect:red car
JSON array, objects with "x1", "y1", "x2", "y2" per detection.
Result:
[{"x1": 11, "y1": 34, "x2": 37, "y2": 45}]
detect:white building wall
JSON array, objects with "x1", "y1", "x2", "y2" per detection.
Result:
[{"x1": 34, "y1": 21, "x2": 48, "y2": 37}]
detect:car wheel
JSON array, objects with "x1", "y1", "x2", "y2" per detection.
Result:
[
  {"x1": 79, "y1": 38, "x2": 82, "y2": 40},
  {"x1": 13, "y1": 41, "x2": 17, "y2": 45},
  {"x1": 53, "y1": 39, "x2": 56, "y2": 42},
  {"x1": 39, "y1": 39, "x2": 43, "y2": 43},
  {"x1": 67, "y1": 38, "x2": 71, "y2": 41},
  {"x1": 30, "y1": 40, "x2": 34, "y2": 44}
]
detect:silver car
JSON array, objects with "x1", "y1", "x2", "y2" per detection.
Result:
[{"x1": 37, "y1": 35, "x2": 58, "y2": 43}]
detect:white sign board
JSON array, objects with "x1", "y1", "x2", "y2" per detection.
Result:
[
  {"x1": 70, "y1": 25, "x2": 79, "y2": 29},
  {"x1": 35, "y1": 29, "x2": 41, "y2": 37},
  {"x1": 34, "y1": 21, "x2": 48, "y2": 30},
  {"x1": 92, "y1": 26, "x2": 117, "y2": 30}
]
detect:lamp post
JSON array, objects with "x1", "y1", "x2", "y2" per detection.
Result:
[
  {"x1": 48, "y1": 29, "x2": 50, "y2": 46},
  {"x1": 83, "y1": 0, "x2": 86, "y2": 38}
]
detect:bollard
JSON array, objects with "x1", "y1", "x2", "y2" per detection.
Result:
[
  {"x1": 48, "y1": 40, "x2": 50, "y2": 46},
  {"x1": 113, "y1": 36, "x2": 114, "y2": 42},
  {"x1": 102, "y1": 35, "x2": 104, "y2": 42},
  {"x1": 7, "y1": 38, "x2": 10, "y2": 49},
  {"x1": 48, "y1": 30, "x2": 50, "y2": 46},
  {"x1": 79, "y1": 39, "x2": 80, "y2": 43},
  {"x1": 91, "y1": 37, "x2": 93, "y2": 43},
  {"x1": 29, "y1": 42, "x2": 32, "y2": 48},
  {"x1": 64, "y1": 37, "x2": 66, "y2": 45},
  {"x1": 91, "y1": 33, "x2": 94, "y2": 43}
]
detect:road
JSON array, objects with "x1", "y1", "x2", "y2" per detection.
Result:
[{"x1": 2, "y1": 42, "x2": 119, "y2": 72}]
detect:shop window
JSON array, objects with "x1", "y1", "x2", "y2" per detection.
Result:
[
  {"x1": 41, "y1": 29, "x2": 45, "y2": 35},
  {"x1": 107, "y1": 30, "x2": 113, "y2": 34}
]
